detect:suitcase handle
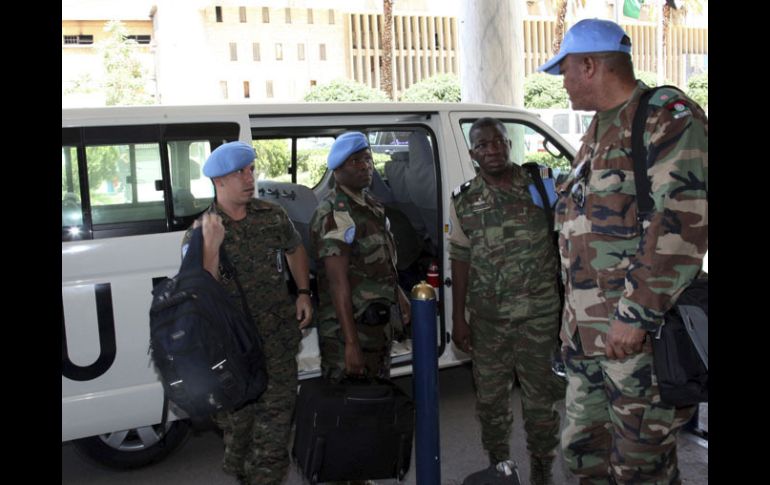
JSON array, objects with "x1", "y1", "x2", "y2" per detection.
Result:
[{"x1": 344, "y1": 396, "x2": 392, "y2": 405}]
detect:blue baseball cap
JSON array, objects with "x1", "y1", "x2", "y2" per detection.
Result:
[
  {"x1": 202, "y1": 141, "x2": 256, "y2": 178},
  {"x1": 538, "y1": 19, "x2": 631, "y2": 75},
  {"x1": 327, "y1": 132, "x2": 370, "y2": 170}
]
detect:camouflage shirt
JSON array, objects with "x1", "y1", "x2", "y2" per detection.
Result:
[
  {"x1": 555, "y1": 81, "x2": 708, "y2": 356},
  {"x1": 181, "y1": 199, "x2": 302, "y2": 338},
  {"x1": 310, "y1": 185, "x2": 399, "y2": 324},
  {"x1": 448, "y1": 163, "x2": 561, "y2": 320}
]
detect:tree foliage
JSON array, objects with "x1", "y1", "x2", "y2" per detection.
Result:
[
  {"x1": 101, "y1": 21, "x2": 154, "y2": 106},
  {"x1": 64, "y1": 20, "x2": 154, "y2": 106},
  {"x1": 524, "y1": 73, "x2": 568, "y2": 109},
  {"x1": 686, "y1": 72, "x2": 708, "y2": 110},
  {"x1": 400, "y1": 74, "x2": 461, "y2": 102},
  {"x1": 636, "y1": 71, "x2": 674, "y2": 88},
  {"x1": 253, "y1": 140, "x2": 291, "y2": 179},
  {"x1": 304, "y1": 79, "x2": 390, "y2": 102}
]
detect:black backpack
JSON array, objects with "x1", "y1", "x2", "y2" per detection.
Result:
[
  {"x1": 633, "y1": 87, "x2": 708, "y2": 407},
  {"x1": 149, "y1": 226, "x2": 268, "y2": 417}
]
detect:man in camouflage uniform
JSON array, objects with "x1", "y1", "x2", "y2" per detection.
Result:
[
  {"x1": 538, "y1": 19, "x2": 708, "y2": 484},
  {"x1": 310, "y1": 131, "x2": 411, "y2": 382},
  {"x1": 182, "y1": 141, "x2": 313, "y2": 485},
  {"x1": 449, "y1": 118, "x2": 565, "y2": 485}
]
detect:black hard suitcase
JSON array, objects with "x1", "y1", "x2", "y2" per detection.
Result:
[{"x1": 292, "y1": 377, "x2": 415, "y2": 483}]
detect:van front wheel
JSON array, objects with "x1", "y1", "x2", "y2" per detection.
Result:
[{"x1": 72, "y1": 419, "x2": 190, "y2": 469}]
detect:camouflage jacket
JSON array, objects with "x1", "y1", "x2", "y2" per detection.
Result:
[
  {"x1": 181, "y1": 199, "x2": 302, "y2": 337},
  {"x1": 310, "y1": 185, "x2": 399, "y2": 324},
  {"x1": 448, "y1": 164, "x2": 561, "y2": 320},
  {"x1": 555, "y1": 81, "x2": 708, "y2": 356}
]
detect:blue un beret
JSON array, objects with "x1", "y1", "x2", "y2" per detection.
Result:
[
  {"x1": 327, "y1": 132, "x2": 370, "y2": 170},
  {"x1": 203, "y1": 141, "x2": 256, "y2": 178}
]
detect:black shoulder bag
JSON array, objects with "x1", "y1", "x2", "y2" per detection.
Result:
[{"x1": 632, "y1": 87, "x2": 708, "y2": 407}]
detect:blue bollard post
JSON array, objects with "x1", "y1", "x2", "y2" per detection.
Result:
[{"x1": 411, "y1": 281, "x2": 441, "y2": 485}]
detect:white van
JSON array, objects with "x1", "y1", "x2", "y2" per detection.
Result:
[
  {"x1": 62, "y1": 102, "x2": 576, "y2": 468},
  {"x1": 531, "y1": 108, "x2": 594, "y2": 151}
]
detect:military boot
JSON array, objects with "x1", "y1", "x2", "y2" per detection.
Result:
[{"x1": 529, "y1": 454, "x2": 554, "y2": 485}]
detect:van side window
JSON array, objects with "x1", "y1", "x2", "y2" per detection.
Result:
[
  {"x1": 61, "y1": 122, "x2": 239, "y2": 241},
  {"x1": 62, "y1": 146, "x2": 82, "y2": 227},
  {"x1": 88, "y1": 143, "x2": 164, "y2": 225},
  {"x1": 460, "y1": 119, "x2": 571, "y2": 175},
  {"x1": 168, "y1": 140, "x2": 214, "y2": 216},
  {"x1": 252, "y1": 137, "x2": 333, "y2": 188}
]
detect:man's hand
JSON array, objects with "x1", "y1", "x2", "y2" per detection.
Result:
[
  {"x1": 199, "y1": 211, "x2": 225, "y2": 249},
  {"x1": 196, "y1": 212, "x2": 224, "y2": 279},
  {"x1": 296, "y1": 294, "x2": 313, "y2": 329},
  {"x1": 344, "y1": 341, "x2": 366, "y2": 376},
  {"x1": 605, "y1": 319, "x2": 647, "y2": 360},
  {"x1": 452, "y1": 317, "x2": 472, "y2": 354}
]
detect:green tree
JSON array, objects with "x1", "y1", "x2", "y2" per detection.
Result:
[
  {"x1": 686, "y1": 72, "x2": 707, "y2": 110},
  {"x1": 64, "y1": 20, "x2": 154, "y2": 106},
  {"x1": 400, "y1": 74, "x2": 461, "y2": 102},
  {"x1": 253, "y1": 140, "x2": 291, "y2": 179},
  {"x1": 524, "y1": 73, "x2": 568, "y2": 108},
  {"x1": 304, "y1": 79, "x2": 390, "y2": 102},
  {"x1": 101, "y1": 21, "x2": 154, "y2": 106}
]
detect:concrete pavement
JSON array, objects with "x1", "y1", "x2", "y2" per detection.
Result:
[{"x1": 62, "y1": 363, "x2": 708, "y2": 484}]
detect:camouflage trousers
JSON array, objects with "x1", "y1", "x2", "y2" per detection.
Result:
[
  {"x1": 469, "y1": 312, "x2": 565, "y2": 464},
  {"x1": 212, "y1": 323, "x2": 300, "y2": 485},
  {"x1": 318, "y1": 318, "x2": 393, "y2": 382},
  {"x1": 561, "y1": 340, "x2": 696, "y2": 484}
]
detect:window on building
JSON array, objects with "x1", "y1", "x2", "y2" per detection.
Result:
[
  {"x1": 275, "y1": 43, "x2": 283, "y2": 61},
  {"x1": 298, "y1": 43, "x2": 305, "y2": 61},
  {"x1": 239, "y1": 6, "x2": 247, "y2": 23},
  {"x1": 328, "y1": 9, "x2": 335, "y2": 24},
  {"x1": 229, "y1": 42, "x2": 238, "y2": 61},
  {"x1": 262, "y1": 7, "x2": 270, "y2": 23},
  {"x1": 253, "y1": 43, "x2": 261, "y2": 61},
  {"x1": 63, "y1": 34, "x2": 94, "y2": 45},
  {"x1": 124, "y1": 35, "x2": 151, "y2": 44},
  {"x1": 319, "y1": 44, "x2": 327, "y2": 61},
  {"x1": 220, "y1": 81, "x2": 228, "y2": 99},
  {"x1": 215, "y1": 6, "x2": 222, "y2": 23},
  {"x1": 307, "y1": 8, "x2": 314, "y2": 24},
  {"x1": 243, "y1": 81, "x2": 250, "y2": 99},
  {"x1": 285, "y1": 8, "x2": 292, "y2": 23},
  {"x1": 266, "y1": 80, "x2": 274, "y2": 98}
]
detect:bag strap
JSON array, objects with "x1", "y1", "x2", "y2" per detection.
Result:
[
  {"x1": 521, "y1": 162, "x2": 564, "y2": 348},
  {"x1": 522, "y1": 162, "x2": 554, "y2": 230},
  {"x1": 631, "y1": 85, "x2": 679, "y2": 220}
]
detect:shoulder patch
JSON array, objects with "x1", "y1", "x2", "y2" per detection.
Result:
[
  {"x1": 452, "y1": 181, "x2": 472, "y2": 199},
  {"x1": 333, "y1": 192, "x2": 350, "y2": 212},
  {"x1": 648, "y1": 86, "x2": 684, "y2": 107}
]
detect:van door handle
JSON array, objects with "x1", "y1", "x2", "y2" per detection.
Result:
[{"x1": 444, "y1": 277, "x2": 452, "y2": 288}]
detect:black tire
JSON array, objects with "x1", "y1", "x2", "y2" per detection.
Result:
[{"x1": 72, "y1": 419, "x2": 191, "y2": 470}]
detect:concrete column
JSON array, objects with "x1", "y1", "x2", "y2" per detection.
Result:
[{"x1": 460, "y1": 0, "x2": 525, "y2": 107}]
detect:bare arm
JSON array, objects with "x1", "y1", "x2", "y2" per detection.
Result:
[
  {"x1": 323, "y1": 249, "x2": 365, "y2": 376},
  {"x1": 285, "y1": 244, "x2": 313, "y2": 328}
]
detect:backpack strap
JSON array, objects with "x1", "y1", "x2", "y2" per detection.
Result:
[
  {"x1": 522, "y1": 162, "x2": 554, "y2": 230},
  {"x1": 631, "y1": 85, "x2": 680, "y2": 221}
]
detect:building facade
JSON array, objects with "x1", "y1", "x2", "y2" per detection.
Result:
[{"x1": 61, "y1": 0, "x2": 707, "y2": 106}]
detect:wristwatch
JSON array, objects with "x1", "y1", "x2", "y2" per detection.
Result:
[{"x1": 297, "y1": 288, "x2": 312, "y2": 297}]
